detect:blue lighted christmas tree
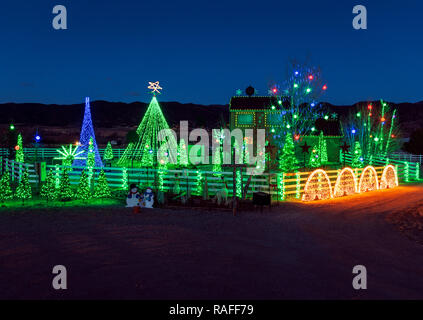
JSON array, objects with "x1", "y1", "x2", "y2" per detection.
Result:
[{"x1": 73, "y1": 97, "x2": 103, "y2": 167}]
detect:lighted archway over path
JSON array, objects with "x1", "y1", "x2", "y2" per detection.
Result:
[
  {"x1": 358, "y1": 166, "x2": 379, "y2": 193},
  {"x1": 380, "y1": 165, "x2": 399, "y2": 189},
  {"x1": 302, "y1": 169, "x2": 333, "y2": 201},
  {"x1": 333, "y1": 167, "x2": 357, "y2": 197}
]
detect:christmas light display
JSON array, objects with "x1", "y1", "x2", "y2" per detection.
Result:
[
  {"x1": 351, "y1": 141, "x2": 364, "y2": 168},
  {"x1": 148, "y1": 81, "x2": 162, "y2": 94},
  {"x1": 333, "y1": 167, "x2": 357, "y2": 197},
  {"x1": 55, "y1": 144, "x2": 85, "y2": 167},
  {"x1": 118, "y1": 96, "x2": 178, "y2": 168},
  {"x1": 0, "y1": 168, "x2": 13, "y2": 202},
  {"x1": 59, "y1": 168, "x2": 73, "y2": 201},
  {"x1": 212, "y1": 129, "x2": 224, "y2": 175},
  {"x1": 73, "y1": 97, "x2": 103, "y2": 167},
  {"x1": 308, "y1": 132, "x2": 328, "y2": 168},
  {"x1": 76, "y1": 170, "x2": 92, "y2": 201},
  {"x1": 358, "y1": 166, "x2": 379, "y2": 193},
  {"x1": 380, "y1": 165, "x2": 398, "y2": 189},
  {"x1": 295, "y1": 172, "x2": 301, "y2": 199},
  {"x1": 270, "y1": 61, "x2": 328, "y2": 154},
  {"x1": 40, "y1": 169, "x2": 58, "y2": 202},
  {"x1": 15, "y1": 134, "x2": 24, "y2": 163},
  {"x1": 121, "y1": 167, "x2": 128, "y2": 190},
  {"x1": 279, "y1": 132, "x2": 299, "y2": 172},
  {"x1": 178, "y1": 139, "x2": 188, "y2": 167},
  {"x1": 195, "y1": 170, "x2": 204, "y2": 196},
  {"x1": 103, "y1": 142, "x2": 114, "y2": 161},
  {"x1": 302, "y1": 169, "x2": 333, "y2": 201},
  {"x1": 16, "y1": 168, "x2": 32, "y2": 203},
  {"x1": 94, "y1": 169, "x2": 111, "y2": 198},
  {"x1": 55, "y1": 164, "x2": 60, "y2": 188},
  {"x1": 343, "y1": 100, "x2": 399, "y2": 160}
]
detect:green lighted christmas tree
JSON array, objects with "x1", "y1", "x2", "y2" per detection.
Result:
[
  {"x1": 178, "y1": 139, "x2": 188, "y2": 167},
  {"x1": 40, "y1": 169, "x2": 58, "y2": 202},
  {"x1": 86, "y1": 137, "x2": 96, "y2": 168},
  {"x1": 0, "y1": 168, "x2": 13, "y2": 203},
  {"x1": 103, "y1": 142, "x2": 114, "y2": 161},
  {"x1": 76, "y1": 170, "x2": 92, "y2": 201},
  {"x1": 351, "y1": 141, "x2": 364, "y2": 168},
  {"x1": 279, "y1": 133, "x2": 299, "y2": 172},
  {"x1": 94, "y1": 169, "x2": 111, "y2": 198},
  {"x1": 212, "y1": 129, "x2": 224, "y2": 175},
  {"x1": 16, "y1": 168, "x2": 32, "y2": 204},
  {"x1": 117, "y1": 94, "x2": 178, "y2": 168},
  {"x1": 308, "y1": 131, "x2": 327, "y2": 168},
  {"x1": 309, "y1": 145, "x2": 321, "y2": 167},
  {"x1": 59, "y1": 168, "x2": 73, "y2": 201},
  {"x1": 319, "y1": 131, "x2": 328, "y2": 163},
  {"x1": 15, "y1": 133, "x2": 24, "y2": 163}
]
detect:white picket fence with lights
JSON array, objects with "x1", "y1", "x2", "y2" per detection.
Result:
[{"x1": 2, "y1": 155, "x2": 418, "y2": 201}]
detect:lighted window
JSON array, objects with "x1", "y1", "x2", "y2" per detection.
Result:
[{"x1": 237, "y1": 114, "x2": 254, "y2": 125}]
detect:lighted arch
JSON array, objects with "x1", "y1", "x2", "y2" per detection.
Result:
[
  {"x1": 333, "y1": 167, "x2": 358, "y2": 197},
  {"x1": 302, "y1": 169, "x2": 333, "y2": 201},
  {"x1": 380, "y1": 165, "x2": 399, "y2": 189},
  {"x1": 358, "y1": 166, "x2": 379, "y2": 193}
]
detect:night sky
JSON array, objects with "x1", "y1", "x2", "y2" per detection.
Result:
[{"x1": 1, "y1": 0, "x2": 422, "y2": 105}]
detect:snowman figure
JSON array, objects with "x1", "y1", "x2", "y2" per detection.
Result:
[
  {"x1": 126, "y1": 184, "x2": 141, "y2": 207},
  {"x1": 141, "y1": 187, "x2": 154, "y2": 208}
]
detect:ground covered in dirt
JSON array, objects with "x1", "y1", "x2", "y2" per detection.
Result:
[{"x1": 1, "y1": 185, "x2": 423, "y2": 299}]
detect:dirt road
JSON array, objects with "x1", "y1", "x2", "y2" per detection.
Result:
[{"x1": 1, "y1": 185, "x2": 423, "y2": 299}]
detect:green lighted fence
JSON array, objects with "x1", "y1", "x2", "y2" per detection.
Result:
[{"x1": 340, "y1": 152, "x2": 420, "y2": 182}]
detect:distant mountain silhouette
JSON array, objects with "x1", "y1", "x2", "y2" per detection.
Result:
[
  {"x1": 0, "y1": 100, "x2": 229, "y2": 129},
  {"x1": 1, "y1": 100, "x2": 422, "y2": 146}
]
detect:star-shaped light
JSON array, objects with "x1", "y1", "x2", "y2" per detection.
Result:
[
  {"x1": 300, "y1": 142, "x2": 311, "y2": 154},
  {"x1": 148, "y1": 81, "x2": 162, "y2": 94},
  {"x1": 236, "y1": 89, "x2": 242, "y2": 96},
  {"x1": 340, "y1": 142, "x2": 350, "y2": 153}
]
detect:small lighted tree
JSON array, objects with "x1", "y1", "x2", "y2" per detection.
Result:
[
  {"x1": 279, "y1": 132, "x2": 299, "y2": 172},
  {"x1": 103, "y1": 142, "x2": 114, "y2": 161},
  {"x1": 272, "y1": 60, "x2": 328, "y2": 152},
  {"x1": 86, "y1": 137, "x2": 96, "y2": 168},
  {"x1": 94, "y1": 169, "x2": 111, "y2": 199},
  {"x1": 351, "y1": 141, "x2": 364, "y2": 168},
  {"x1": 0, "y1": 168, "x2": 13, "y2": 203},
  {"x1": 59, "y1": 168, "x2": 73, "y2": 201},
  {"x1": 178, "y1": 139, "x2": 189, "y2": 167},
  {"x1": 76, "y1": 170, "x2": 92, "y2": 201},
  {"x1": 343, "y1": 100, "x2": 400, "y2": 159},
  {"x1": 309, "y1": 145, "x2": 321, "y2": 168},
  {"x1": 319, "y1": 131, "x2": 328, "y2": 163},
  {"x1": 40, "y1": 169, "x2": 58, "y2": 202},
  {"x1": 15, "y1": 133, "x2": 24, "y2": 163},
  {"x1": 16, "y1": 168, "x2": 32, "y2": 204},
  {"x1": 212, "y1": 129, "x2": 224, "y2": 175}
]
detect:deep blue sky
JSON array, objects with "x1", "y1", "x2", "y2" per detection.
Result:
[{"x1": 0, "y1": 0, "x2": 422, "y2": 105}]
